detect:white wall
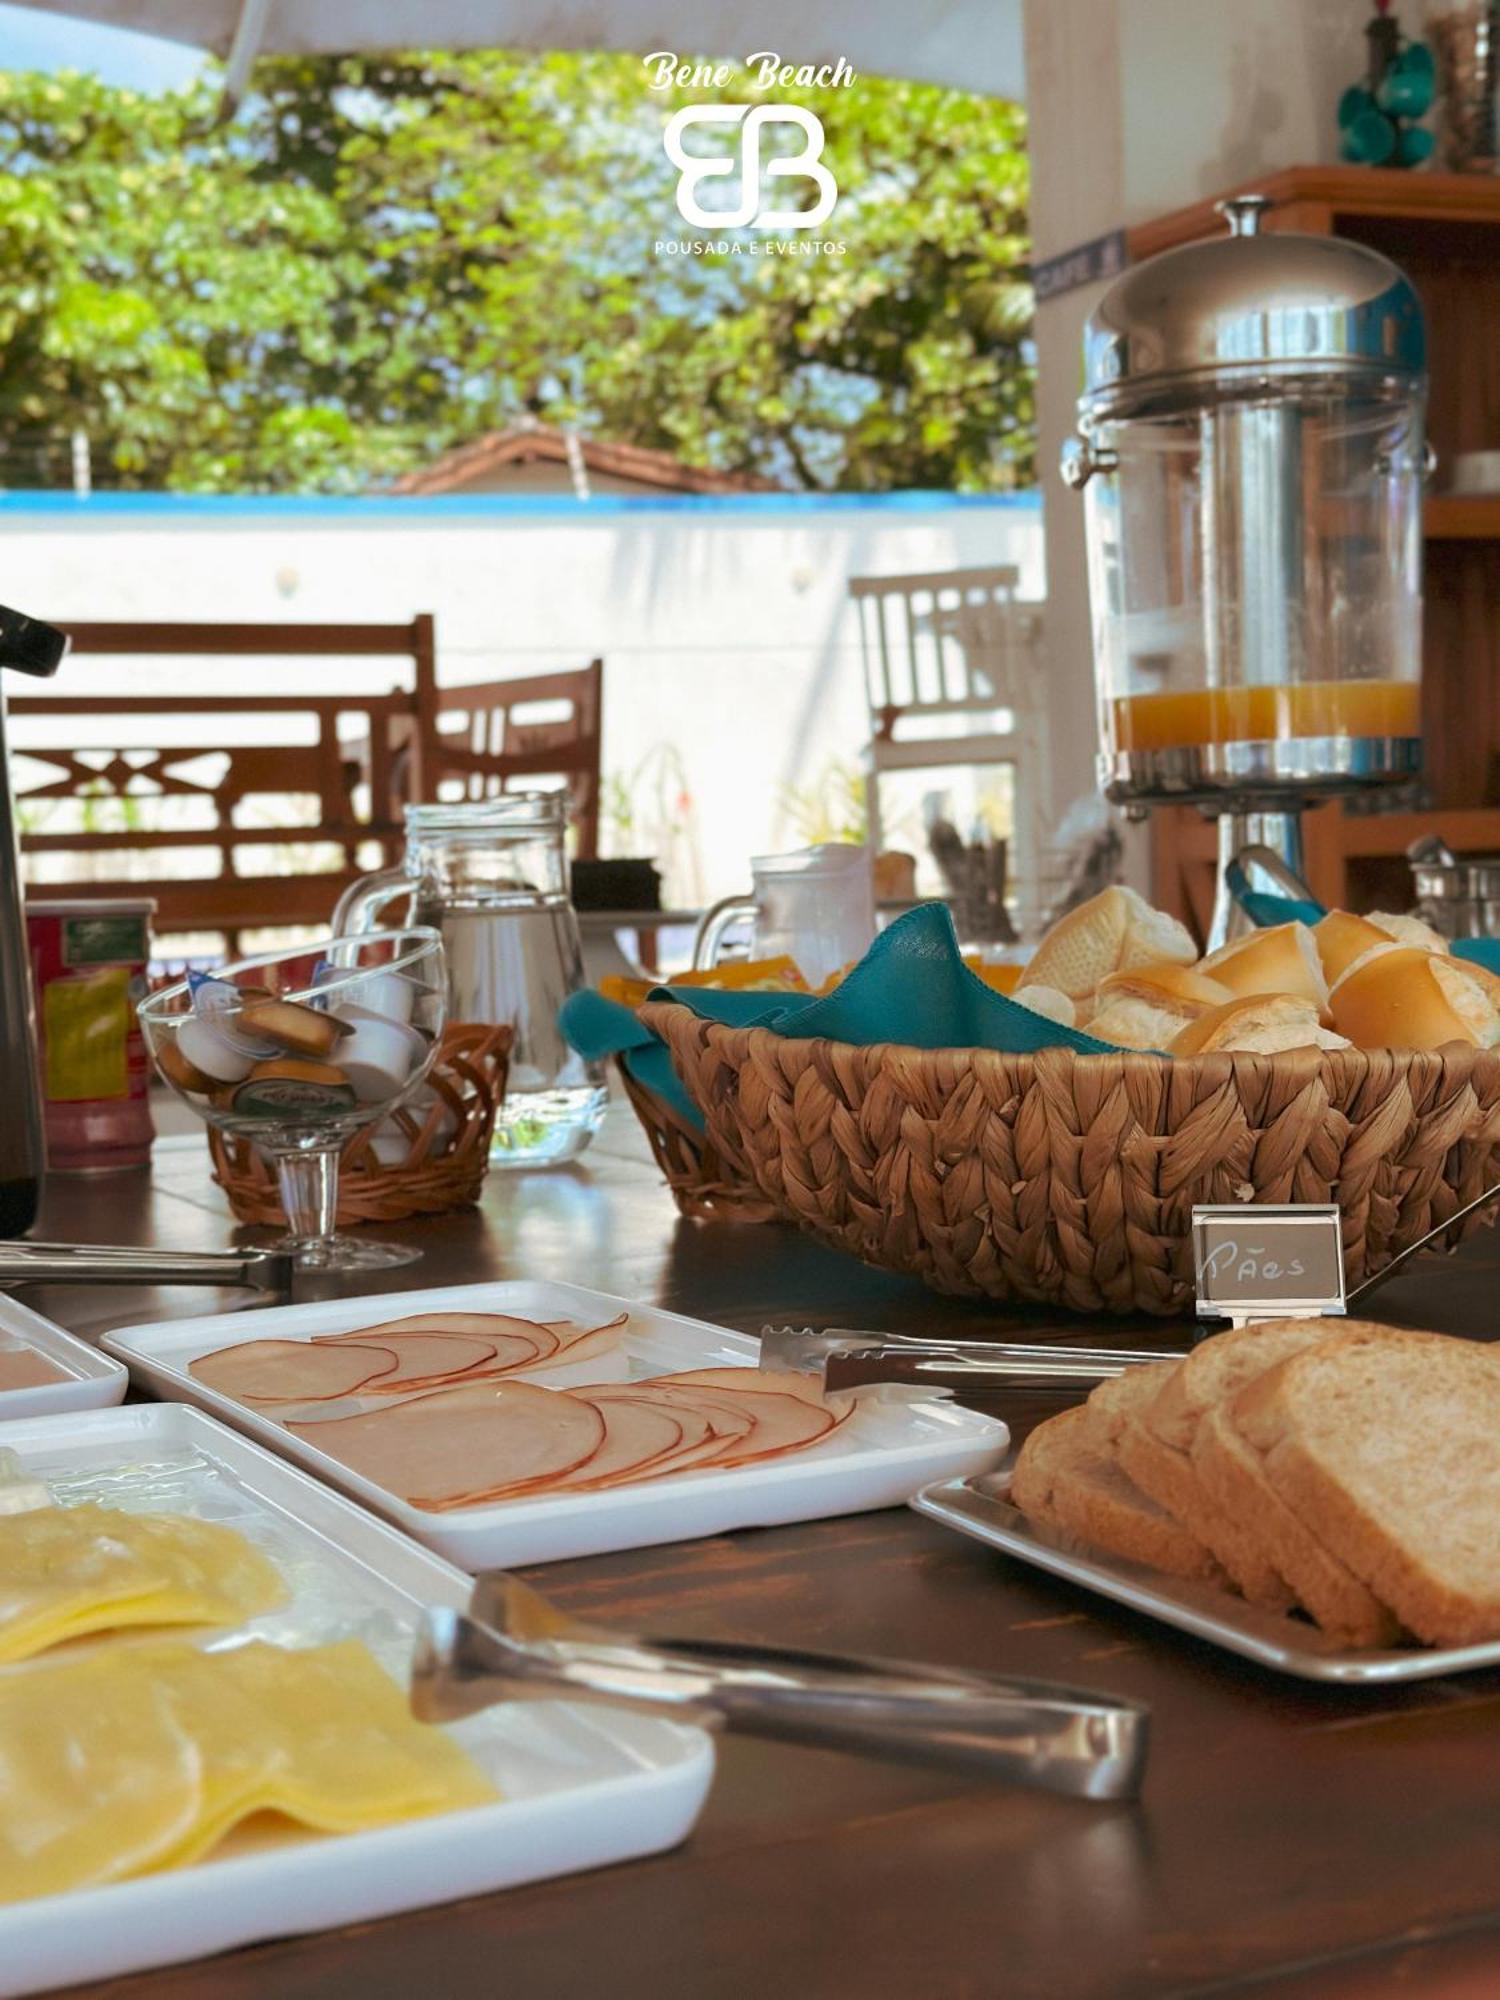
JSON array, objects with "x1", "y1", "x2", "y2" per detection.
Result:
[{"x1": 3, "y1": 495, "x2": 1043, "y2": 906}]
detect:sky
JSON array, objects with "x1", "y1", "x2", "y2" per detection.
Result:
[{"x1": 0, "y1": 2, "x2": 203, "y2": 86}]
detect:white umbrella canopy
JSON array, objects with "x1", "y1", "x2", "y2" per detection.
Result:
[{"x1": 11, "y1": 0, "x2": 1025, "y2": 100}]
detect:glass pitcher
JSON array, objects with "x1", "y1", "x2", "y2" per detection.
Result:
[
  {"x1": 333, "y1": 794, "x2": 606, "y2": 1168},
  {"x1": 694, "y1": 843, "x2": 877, "y2": 988}
]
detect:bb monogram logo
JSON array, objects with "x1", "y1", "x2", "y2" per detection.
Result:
[{"x1": 662, "y1": 105, "x2": 838, "y2": 231}]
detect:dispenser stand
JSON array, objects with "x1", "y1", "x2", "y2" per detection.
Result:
[{"x1": 1206, "y1": 809, "x2": 1309, "y2": 952}]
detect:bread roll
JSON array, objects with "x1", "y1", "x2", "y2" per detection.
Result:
[
  {"x1": 1313, "y1": 910, "x2": 1388, "y2": 987},
  {"x1": 1088, "y1": 963, "x2": 1232, "y2": 1051},
  {"x1": 1327, "y1": 945, "x2": 1499, "y2": 1051},
  {"x1": 1200, "y1": 922, "x2": 1329, "y2": 1008},
  {"x1": 1366, "y1": 910, "x2": 1449, "y2": 955},
  {"x1": 1012, "y1": 983, "x2": 1075, "y2": 1028},
  {"x1": 1171, "y1": 993, "x2": 1350, "y2": 1057},
  {"x1": 1018, "y1": 886, "x2": 1195, "y2": 1003}
]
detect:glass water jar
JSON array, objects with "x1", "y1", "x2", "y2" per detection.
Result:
[{"x1": 334, "y1": 794, "x2": 606, "y2": 1168}]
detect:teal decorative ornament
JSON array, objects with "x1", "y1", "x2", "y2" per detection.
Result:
[{"x1": 1339, "y1": 1, "x2": 1435, "y2": 168}]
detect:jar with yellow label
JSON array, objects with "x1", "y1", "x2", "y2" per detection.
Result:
[{"x1": 25, "y1": 898, "x2": 156, "y2": 1172}]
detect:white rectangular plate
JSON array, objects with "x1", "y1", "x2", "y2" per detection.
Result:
[
  {"x1": 912, "y1": 1470, "x2": 1500, "y2": 1685},
  {"x1": 0, "y1": 1294, "x2": 127, "y2": 1419},
  {"x1": 103, "y1": 1280, "x2": 1009, "y2": 1568},
  {"x1": 0, "y1": 1401, "x2": 713, "y2": 1998}
]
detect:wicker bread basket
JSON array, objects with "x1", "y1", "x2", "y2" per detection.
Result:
[
  {"x1": 615, "y1": 1058, "x2": 778, "y2": 1222},
  {"x1": 643, "y1": 999, "x2": 1500, "y2": 1315},
  {"x1": 210, "y1": 1022, "x2": 511, "y2": 1226}
]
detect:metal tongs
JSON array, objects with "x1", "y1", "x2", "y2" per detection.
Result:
[
  {"x1": 0, "y1": 1241, "x2": 292, "y2": 1294},
  {"x1": 760, "y1": 1324, "x2": 1184, "y2": 1390},
  {"x1": 412, "y1": 1575, "x2": 1149, "y2": 1801}
]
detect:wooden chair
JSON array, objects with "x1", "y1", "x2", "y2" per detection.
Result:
[
  {"x1": 408, "y1": 660, "x2": 605, "y2": 857},
  {"x1": 12, "y1": 618, "x2": 435, "y2": 953},
  {"x1": 848, "y1": 567, "x2": 1049, "y2": 928}
]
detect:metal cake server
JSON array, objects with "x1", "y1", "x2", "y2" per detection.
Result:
[{"x1": 411, "y1": 1574, "x2": 1149, "y2": 1801}]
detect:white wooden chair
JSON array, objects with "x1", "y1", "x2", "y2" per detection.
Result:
[{"x1": 849, "y1": 565, "x2": 1050, "y2": 929}]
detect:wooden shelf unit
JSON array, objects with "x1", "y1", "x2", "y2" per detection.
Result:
[{"x1": 1126, "y1": 166, "x2": 1500, "y2": 933}]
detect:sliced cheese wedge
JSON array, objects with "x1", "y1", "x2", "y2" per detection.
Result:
[
  {"x1": 0, "y1": 1506, "x2": 286, "y2": 1664},
  {"x1": 0, "y1": 1644, "x2": 206, "y2": 1902},
  {"x1": 0, "y1": 1638, "x2": 497, "y2": 1905}
]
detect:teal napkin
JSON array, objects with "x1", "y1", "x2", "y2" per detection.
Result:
[
  {"x1": 1236, "y1": 888, "x2": 1500, "y2": 969},
  {"x1": 1236, "y1": 889, "x2": 1327, "y2": 928},
  {"x1": 560, "y1": 903, "x2": 1118, "y2": 1133},
  {"x1": 560, "y1": 985, "x2": 820, "y2": 1128},
  {"x1": 1452, "y1": 937, "x2": 1500, "y2": 975}
]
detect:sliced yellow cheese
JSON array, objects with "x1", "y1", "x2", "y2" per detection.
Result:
[
  {"x1": 0, "y1": 1505, "x2": 286, "y2": 1663},
  {"x1": 0, "y1": 1644, "x2": 206, "y2": 1902},
  {"x1": 0, "y1": 1639, "x2": 498, "y2": 1904},
  {"x1": 206, "y1": 1638, "x2": 499, "y2": 1834}
]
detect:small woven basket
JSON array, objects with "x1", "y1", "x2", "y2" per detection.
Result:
[
  {"x1": 643, "y1": 1000, "x2": 1500, "y2": 1315},
  {"x1": 210, "y1": 1022, "x2": 512, "y2": 1227},
  {"x1": 615, "y1": 1058, "x2": 778, "y2": 1222}
]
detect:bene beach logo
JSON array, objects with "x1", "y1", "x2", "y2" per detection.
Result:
[{"x1": 646, "y1": 50, "x2": 851, "y2": 258}]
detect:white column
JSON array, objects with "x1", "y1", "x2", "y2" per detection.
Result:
[{"x1": 1022, "y1": 0, "x2": 1370, "y2": 881}]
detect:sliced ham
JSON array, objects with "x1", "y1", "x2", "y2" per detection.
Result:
[
  {"x1": 318, "y1": 1312, "x2": 561, "y2": 1367},
  {"x1": 327, "y1": 1331, "x2": 507, "y2": 1392},
  {"x1": 668, "y1": 1366, "x2": 834, "y2": 1407},
  {"x1": 545, "y1": 1312, "x2": 630, "y2": 1366},
  {"x1": 190, "y1": 1338, "x2": 398, "y2": 1404},
  {"x1": 0, "y1": 1348, "x2": 67, "y2": 1392},
  {"x1": 635, "y1": 1380, "x2": 838, "y2": 1469},
  {"x1": 287, "y1": 1379, "x2": 605, "y2": 1508},
  {"x1": 578, "y1": 1386, "x2": 725, "y2": 1478},
  {"x1": 521, "y1": 1393, "x2": 684, "y2": 1491}
]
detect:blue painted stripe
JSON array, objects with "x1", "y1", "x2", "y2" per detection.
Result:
[{"x1": 0, "y1": 489, "x2": 1042, "y2": 520}]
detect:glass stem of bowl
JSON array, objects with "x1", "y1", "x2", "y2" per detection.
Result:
[{"x1": 274, "y1": 1145, "x2": 340, "y2": 1265}]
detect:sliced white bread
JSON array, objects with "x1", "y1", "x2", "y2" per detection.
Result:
[
  {"x1": 1134, "y1": 1319, "x2": 1366, "y2": 1613},
  {"x1": 1010, "y1": 1404, "x2": 1226, "y2": 1584},
  {"x1": 1190, "y1": 1326, "x2": 1407, "y2": 1648},
  {"x1": 1088, "y1": 1364, "x2": 1290, "y2": 1610},
  {"x1": 1228, "y1": 1328, "x2": 1500, "y2": 1647},
  {"x1": 1146, "y1": 1317, "x2": 1353, "y2": 1454}
]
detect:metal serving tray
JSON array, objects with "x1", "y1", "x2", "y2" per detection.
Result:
[{"x1": 911, "y1": 1471, "x2": 1500, "y2": 1685}]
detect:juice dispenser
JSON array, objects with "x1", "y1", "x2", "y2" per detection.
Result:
[{"x1": 1061, "y1": 194, "x2": 1428, "y2": 944}]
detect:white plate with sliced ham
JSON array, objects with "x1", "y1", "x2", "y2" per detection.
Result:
[{"x1": 102, "y1": 1282, "x2": 1008, "y2": 1568}]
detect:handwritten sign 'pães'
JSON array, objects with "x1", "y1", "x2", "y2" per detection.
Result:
[{"x1": 1191, "y1": 1204, "x2": 1347, "y2": 1323}]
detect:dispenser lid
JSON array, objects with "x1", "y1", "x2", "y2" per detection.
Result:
[{"x1": 1080, "y1": 194, "x2": 1425, "y2": 420}]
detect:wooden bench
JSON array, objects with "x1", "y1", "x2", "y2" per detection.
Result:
[{"x1": 13, "y1": 619, "x2": 603, "y2": 951}]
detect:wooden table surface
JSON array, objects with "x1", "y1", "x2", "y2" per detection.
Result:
[{"x1": 23, "y1": 1110, "x2": 1500, "y2": 2000}]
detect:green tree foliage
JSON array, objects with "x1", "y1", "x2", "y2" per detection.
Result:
[{"x1": 0, "y1": 53, "x2": 1032, "y2": 492}]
